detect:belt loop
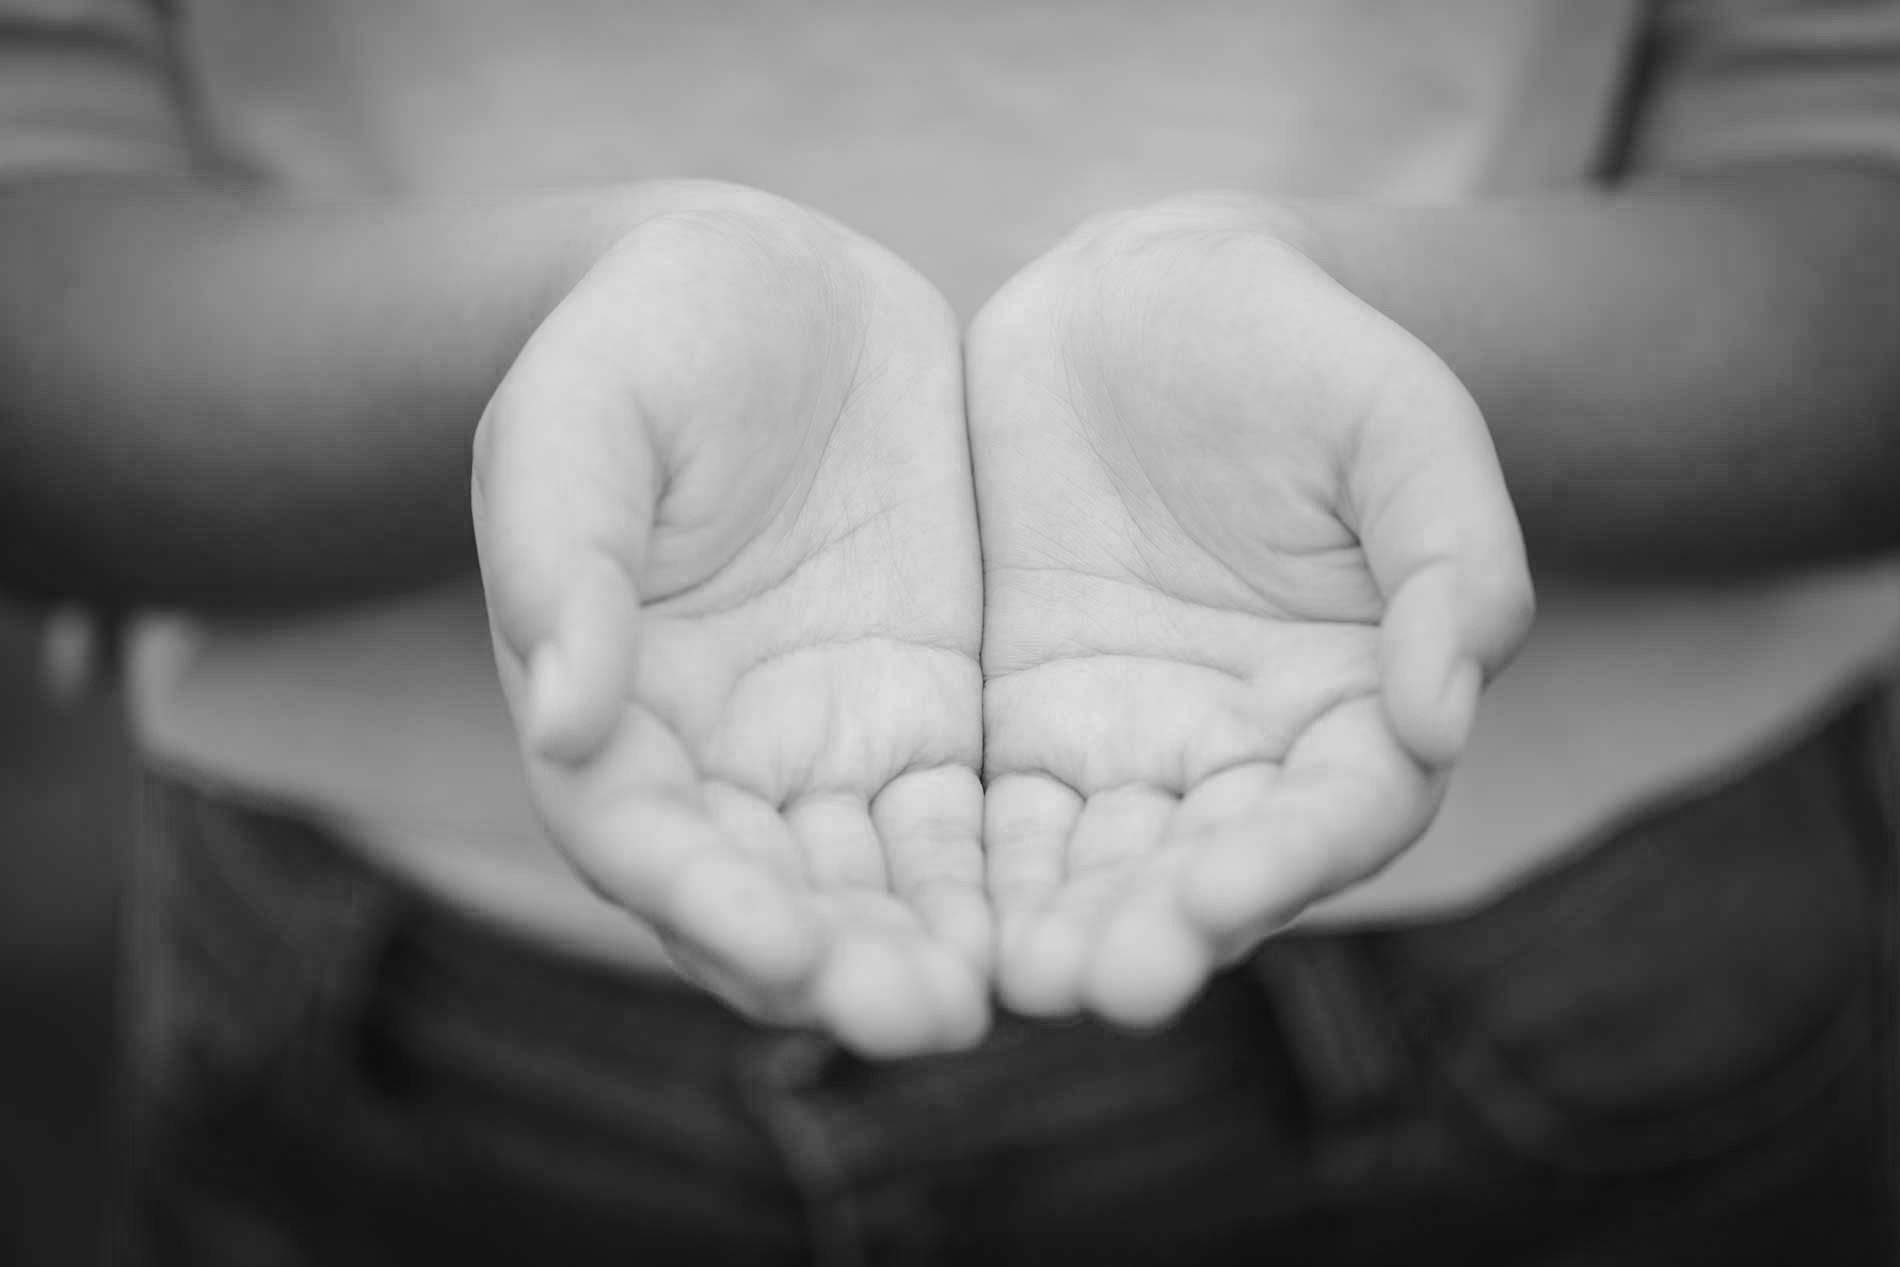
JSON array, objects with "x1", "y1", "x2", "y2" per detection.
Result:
[
  {"x1": 1861, "y1": 664, "x2": 1900, "y2": 1256},
  {"x1": 197, "y1": 783, "x2": 416, "y2": 1110},
  {"x1": 288, "y1": 850, "x2": 414, "y2": 1100},
  {"x1": 736, "y1": 1033, "x2": 867, "y2": 1267},
  {"x1": 1869, "y1": 662, "x2": 1900, "y2": 851},
  {"x1": 1248, "y1": 934, "x2": 1412, "y2": 1126}
]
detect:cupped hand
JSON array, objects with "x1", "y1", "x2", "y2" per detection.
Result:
[
  {"x1": 966, "y1": 195, "x2": 1534, "y2": 1028},
  {"x1": 473, "y1": 185, "x2": 988, "y2": 1057}
]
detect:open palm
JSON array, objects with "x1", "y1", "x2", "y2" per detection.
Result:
[
  {"x1": 968, "y1": 198, "x2": 1533, "y2": 1027},
  {"x1": 473, "y1": 188, "x2": 987, "y2": 1057}
]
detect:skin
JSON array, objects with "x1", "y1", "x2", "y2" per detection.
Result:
[
  {"x1": 472, "y1": 190, "x2": 992, "y2": 1057},
  {"x1": 0, "y1": 176, "x2": 993, "y2": 1057},
  {"x1": 0, "y1": 177, "x2": 651, "y2": 610},
  {"x1": 966, "y1": 166, "x2": 1900, "y2": 1030},
  {"x1": 967, "y1": 197, "x2": 1534, "y2": 1028},
  {"x1": 1302, "y1": 166, "x2": 1900, "y2": 576},
  {"x1": 7, "y1": 162, "x2": 1899, "y2": 1053}
]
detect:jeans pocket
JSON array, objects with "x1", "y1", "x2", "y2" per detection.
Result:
[
  {"x1": 1370, "y1": 712, "x2": 1881, "y2": 1176},
  {"x1": 124, "y1": 773, "x2": 403, "y2": 1144}
]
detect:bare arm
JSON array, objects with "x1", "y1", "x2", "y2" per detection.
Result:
[
  {"x1": 0, "y1": 179, "x2": 641, "y2": 609},
  {"x1": 1303, "y1": 163, "x2": 1900, "y2": 576}
]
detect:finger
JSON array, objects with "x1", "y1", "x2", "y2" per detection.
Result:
[
  {"x1": 1084, "y1": 868, "x2": 1214, "y2": 1031},
  {"x1": 787, "y1": 793, "x2": 889, "y2": 891},
  {"x1": 531, "y1": 709, "x2": 823, "y2": 992},
  {"x1": 521, "y1": 563, "x2": 646, "y2": 766},
  {"x1": 1087, "y1": 763, "x2": 1282, "y2": 1023},
  {"x1": 1175, "y1": 697, "x2": 1439, "y2": 951},
  {"x1": 558, "y1": 789, "x2": 825, "y2": 996},
  {"x1": 1167, "y1": 761, "x2": 1281, "y2": 845},
  {"x1": 472, "y1": 304, "x2": 662, "y2": 766},
  {"x1": 704, "y1": 781, "x2": 809, "y2": 884},
  {"x1": 916, "y1": 942, "x2": 993, "y2": 1051},
  {"x1": 1066, "y1": 784, "x2": 1177, "y2": 875},
  {"x1": 1342, "y1": 353, "x2": 1534, "y2": 767},
  {"x1": 1378, "y1": 562, "x2": 1513, "y2": 767},
  {"x1": 1023, "y1": 783, "x2": 1179, "y2": 1001},
  {"x1": 1003, "y1": 861, "x2": 1154, "y2": 1018},
  {"x1": 872, "y1": 766, "x2": 991, "y2": 973},
  {"x1": 813, "y1": 886, "x2": 928, "y2": 940},
  {"x1": 998, "y1": 912, "x2": 1091, "y2": 1019},
  {"x1": 1041, "y1": 852, "x2": 1174, "y2": 945},
  {"x1": 810, "y1": 887, "x2": 990, "y2": 1054},
  {"x1": 983, "y1": 773, "x2": 1083, "y2": 922},
  {"x1": 812, "y1": 934, "x2": 952, "y2": 1060},
  {"x1": 661, "y1": 939, "x2": 814, "y2": 1029},
  {"x1": 668, "y1": 852, "x2": 830, "y2": 997},
  {"x1": 984, "y1": 774, "x2": 1086, "y2": 1014}
]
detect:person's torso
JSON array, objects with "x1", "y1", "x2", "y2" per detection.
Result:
[{"x1": 134, "y1": 0, "x2": 1900, "y2": 968}]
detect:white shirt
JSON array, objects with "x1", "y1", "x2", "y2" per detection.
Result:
[{"x1": 7, "y1": 0, "x2": 1898, "y2": 965}]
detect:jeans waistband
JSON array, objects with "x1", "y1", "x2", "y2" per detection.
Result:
[{"x1": 132, "y1": 673, "x2": 1899, "y2": 1221}]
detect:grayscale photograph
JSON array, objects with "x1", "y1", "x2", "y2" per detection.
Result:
[{"x1": 1, "y1": 1, "x2": 1896, "y2": 1262}]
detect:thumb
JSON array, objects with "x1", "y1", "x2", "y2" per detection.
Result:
[
  {"x1": 472, "y1": 289, "x2": 660, "y2": 766},
  {"x1": 1346, "y1": 352, "x2": 1534, "y2": 768}
]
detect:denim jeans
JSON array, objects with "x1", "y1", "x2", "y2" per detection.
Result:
[{"x1": 118, "y1": 685, "x2": 1900, "y2": 1266}]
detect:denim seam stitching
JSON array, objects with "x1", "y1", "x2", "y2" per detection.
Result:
[
  {"x1": 1394, "y1": 979, "x2": 1872, "y2": 1176},
  {"x1": 1406, "y1": 683, "x2": 1879, "y2": 983}
]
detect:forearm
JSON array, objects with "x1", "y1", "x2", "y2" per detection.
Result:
[
  {"x1": 0, "y1": 178, "x2": 638, "y2": 610},
  {"x1": 1302, "y1": 163, "x2": 1900, "y2": 576}
]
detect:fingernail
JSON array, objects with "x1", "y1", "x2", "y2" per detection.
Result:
[
  {"x1": 524, "y1": 643, "x2": 584, "y2": 762},
  {"x1": 1432, "y1": 656, "x2": 1482, "y2": 762}
]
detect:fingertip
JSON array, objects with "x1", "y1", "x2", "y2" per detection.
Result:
[
  {"x1": 1084, "y1": 905, "x2": 1211, "y2": 1031},
  {"x1": 1379, "y1": 563, "x2": 1471, "y2": 768},
  {"x1": 996, "y1": 913, "x2": 1088, "y2": 1018},
  {"x1": 670, "y1": 855, "x2": 824, "y2": 994},
  {"x1": 920, "y1": 946, "x2": 993, "y2": 1053},
  {"x1": 1436, "y1": 656, "x2": 1482, "y2": 761},
  {"x1": 1384, "y1": 653, "x2": 1480, "y2": 769},
  {"x1": 1177, "y1": 837, "x2": 1282, "y2": 943},
  {"x1": 522, "y1": 566, "x2": 643, "y2": 763},
  {"x1": 523, "y1": 644, "x2": 592, "y2": 763},
  {"x1": 816, "y1": 939, "x2": 940, "y2": 1060}
]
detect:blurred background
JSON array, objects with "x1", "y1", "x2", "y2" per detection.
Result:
[{"x1": 0, "y1": 601, "x2": 128, "y2": 1265}]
